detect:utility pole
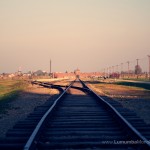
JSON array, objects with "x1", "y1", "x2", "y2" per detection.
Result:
[
  {"x1": 50, "y1": 59, "x2": 51, "y2": 77},
  {"x1": 148, "y1": 55, "x2": 150, "y2": 80},
  {"x1": 136, "y1": 59, "x2": 139, "y2": 79},
  {"x1": 127, "y1": 61, "x2": 130, "y2": 78},
  {"x1": 112, "y1": 66, "x2": 114, "y2": 73},
  {"x1": 121, "y1": 63, "x2": 123, "y2": 78},
  {"x1": 116, "y1": 65, "x2": 118, "y2": 73},
  {"x1": 109, "y1": 67, "x2": 111, "y2": 78},
  {"x1": 104, "y1": 68, "x2": 105, "y2": 77},
  {"x1": 107, "y1": 67, "x2": 109, "y2": 77},
  {"x1": 112, "y1": 66, "x2": 114, "y2": 78}
]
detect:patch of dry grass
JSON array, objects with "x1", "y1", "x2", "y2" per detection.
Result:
[
  {"x1": 93, "y1": 83, "x2": 150, "y2": 99},
  {"x1": 88, "y1": 79, "x2": 150, "y2": 124},
  {"x1": 0, "y1": 80, "x2": 27, "y2": 97},
  {"x1": 0, "y1": 79, "x2": 28, "y2": 114}
]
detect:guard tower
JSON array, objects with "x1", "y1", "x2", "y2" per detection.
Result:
[{"x1": 74, "y1": 68, "x2": 80, "y2": 78}]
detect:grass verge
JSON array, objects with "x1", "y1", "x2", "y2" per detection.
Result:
[
  {"x1": 114, "y1": 81, "x2": 150, "y2": 90},
  {"x1": 0, "y1": 80, "x2": 28, "y2": 114}
]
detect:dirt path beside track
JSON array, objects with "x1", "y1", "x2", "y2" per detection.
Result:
[
  {"x1": 0, "y1": 84, "x2": 59, "y2": 138},
  {"x1": 88, "y1": 82, "x2": 150, "y2": 124}
]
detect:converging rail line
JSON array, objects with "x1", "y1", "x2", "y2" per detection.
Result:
[{"x1": 0, "y1": 79, "x2": 150, "y2": 150}]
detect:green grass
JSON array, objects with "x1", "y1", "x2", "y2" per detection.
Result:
[
  {"x1": 0, "y1": 80, "x2": 28, "y2": 114},
  {"x1": 114, "y1": 81, "x2": 150, "y2": 90},
  {"x1": 0, "y1": 91, "x2": 20, "y2": 114},
  {"x1": 122, "y1": 78, "x2": 150, "y2": 82}
]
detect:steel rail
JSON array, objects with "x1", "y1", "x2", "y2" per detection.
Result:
[
  {"x1": 23, "y1": 80, "x2": 75, "y2": 150},
  {"x1": 79, "y1": 79, "x2": 150, "y2": 149},
  {"x1": 41, "y1": 82, "x2": 90, "y2": 92},
  {"x1": 31, "y1": 81, "x2": 65, "y2": 92},
  {"x1": 32, "y1": 81, "x2": 90, "y2": 92},
  {"x1": 25, "y1": 79, "x2": 150, "y2": 149}
]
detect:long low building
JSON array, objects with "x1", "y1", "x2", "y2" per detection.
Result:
[{"x1": 53, "y1": 69, "x2": 102, "y2": 78}]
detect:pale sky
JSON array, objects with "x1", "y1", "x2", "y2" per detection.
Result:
[{"x1": 0, "y1": 0, "x2": 150, "y2": 73}]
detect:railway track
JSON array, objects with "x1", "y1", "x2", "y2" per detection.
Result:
[{"x1": 0, "y1": 79, "x2": 150, "y2": 150}]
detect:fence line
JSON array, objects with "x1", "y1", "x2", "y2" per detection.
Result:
[{"x1": 102, "y1": 55, "x2": 150, "y2": 80}]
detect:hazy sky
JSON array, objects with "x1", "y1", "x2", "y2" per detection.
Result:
[{"x1": 0, "y1": 0, "x2": 150, "y2": 73}]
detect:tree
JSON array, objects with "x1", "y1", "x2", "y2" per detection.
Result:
[
  {"x1": 35, "y1": 70, "x2": 44, "y2": 76},
  {"x1": 135, "y1": 65, "x2": 142, "y2": 74}
]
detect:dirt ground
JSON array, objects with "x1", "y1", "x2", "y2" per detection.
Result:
[
  {"x1": 0, "y1": 83, "x2": 60, "y2": 138},
  {"x1": 88, "y1": 80, "x2": 150, "y2": 124}
]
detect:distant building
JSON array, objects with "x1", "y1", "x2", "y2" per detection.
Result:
[
  {"x1": 53, "y1": 69, "x2": 102, "y2": 79},
  {"x1": 8, "y1": 74, "x2": 15, "y2": 78},
  {"x1": 74, "y1": 68, "x2": 80, "y2": 75},
  {"x1": 53, "y1": 72, "x2": 75, "y2": 78}
]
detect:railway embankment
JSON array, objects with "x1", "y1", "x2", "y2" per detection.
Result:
[{"x1": 88, "y1": 79, "x2": 150, "y2": 124}]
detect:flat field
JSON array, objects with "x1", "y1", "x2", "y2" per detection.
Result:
[
  {"x1": 0, "y1": 79, "x2": 27, "y2": 114},
  {"x1": 87, "y1": 79, "x2": 150, "y2": 124}
]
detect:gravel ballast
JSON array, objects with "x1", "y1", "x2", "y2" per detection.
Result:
[{"x1": 89, "y1": 82, "x2": 150, "y2": 124}]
